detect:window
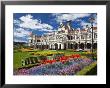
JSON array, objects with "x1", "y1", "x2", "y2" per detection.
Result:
[
  {"x1": 31, "y1": 40, "x2": 32, "y2": 43},
  {"x1": 89, "y1": 34, "x2": 91, "y2": 38},
  {"x1": 81, "y1": 35, "x2": 84, "y2": 39},
  {"x1": 37, "y1": 40, "x2": 40, "y2": 42}
]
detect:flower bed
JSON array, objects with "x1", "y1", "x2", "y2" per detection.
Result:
[
  {"x1": 21, "y1": 54, "x2": 81, "y2": 66},
  {"x1": 81, "y1": 51, "x2": 97, "y2": 59},
  {"x1": 14, "y1": 57, "x2": 94, "y2": 75}
]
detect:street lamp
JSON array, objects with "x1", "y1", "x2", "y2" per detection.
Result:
[
  {"x1": 89, "y1": 17, "x2": 95, "y2": 59},
  {"x1": 77, "y1": 30, "x2": 80, "y2": 50},
  {"x1": 85, "y1": 25, "x2": 89, "y2": 50}
]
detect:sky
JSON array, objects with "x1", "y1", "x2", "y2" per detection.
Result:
[{"x1": 13, "y1": 13, "x2": 97, "y2": 43}]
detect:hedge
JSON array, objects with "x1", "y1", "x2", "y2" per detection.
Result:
[{"x1": 76, "y1": 61, "x2": 97, "y2": 75}]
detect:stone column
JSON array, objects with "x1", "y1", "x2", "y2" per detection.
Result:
[
  {"x1": 58, "y1": 43, "x2": 60, "y2": 50},
  {"x1": 52, "y1": 45, "x2": 54, "y2": 50},
  {"x1": 84, "y1": 42, "x2": 87, "y2": 50},
  {"x1": 53, "y1": 44, "x2": 55, "y2": 50},
  {"x1": 66, "y1": 43, "x2": 68, "y2": 49},
  {"x1": 49, "y1": 44, "x2": 51, "y2": 50},
  {"x1": 61, "y1": 43, "x2": 64, "y2": 50},
  {"x1": 51, "y1": 45, "x2": 53, "y2": 49}
]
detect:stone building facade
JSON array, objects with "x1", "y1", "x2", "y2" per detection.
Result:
[{"x1": 28, "y1": 21, "x2": 97, "y2": 50}]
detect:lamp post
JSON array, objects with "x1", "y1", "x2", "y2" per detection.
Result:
[
  {"x1": 77, "y1": 30, "x2": 80, "y2": 50},
  {"x1": 91, "y1": 23, "x2": 94, "y2": 59},
  {"x1": 78, "y1": 36, "x2": 80, "y2": 50},
  {"x1": 85, "y1": 25, "x2": 89, "y2": 50},
  {"x1": 89, "y1": 18, "x2": 95, "y2": 59}
]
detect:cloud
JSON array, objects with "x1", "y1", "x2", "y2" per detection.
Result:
[
  {"x1": 14, "y1": 14, "x2": 53, "y2": 32},
  {"x1": 41, "y1": 23, "x2": 53, "y2": 30},
  {"x1": 14, "y1": 28, "x2": 31, "y2": 43},
  {"x1": 13, "y1": 14, "x2": 55, "y2": 42},
  {"x1": 14, "y1": 28, "x2": 31, "y2": 37},
  {"x1": 80, "y1": 21, "x2": 91, "y2": 29},
  {"x1": 14, "y1": 38, "x2": 27, "y2": 43},
  {"x1": 53, "y1": 13, "x2": 91, "y2": 23},
  {"x1": 80, "y1": 20, "x2": 97, "y2": 29},
  {"x1": 14, "y1": 19, "x2": 21, "y2": 24},
  {"x1": 19, "y1": 14, "x2": 39, "y2": 29},
  {"x1": 39, "y1": 29, "x2": 54, "y2": 32},
  {"x1": 92, "y1": 13, "x2": 97, "y2": 27}
]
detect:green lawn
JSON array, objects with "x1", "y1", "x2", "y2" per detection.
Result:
[{"x1": 14, "y1": 51, "x2": 32, "y2": 70}]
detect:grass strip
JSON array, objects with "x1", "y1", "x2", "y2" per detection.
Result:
[{"x1": 76, "y1": 61, "x2": 97, "y2": 75}]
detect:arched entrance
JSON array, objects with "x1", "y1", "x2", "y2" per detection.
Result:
[
  {"x1": 74, "y1": 43, "x2": 78, "y2": 49},
  {"x1": 55, "y1": 43, "x2": 58, "y2": 50},
  {"x1": 79, "y1": 43, "x2": 84, "y2": 49},
  {"x1": 59, "y1": 44, "x2": 61, "y2": 50},
  {"x1": 42, "y1": 45, "x2": 44, "y2": 50},
  {"x1": 87, "y1": 43, "x2": 91, "y2": 49},
  {"x1": 93, "y1": 43, "x2": 97, "y2": 49},
  {"x1": 70, "y1": 44, "x2": 73, "y2": 49},
  {"x1": 68, "y1": 43, "x2": 70, "y2": 49},
  {"x1": 47, "y1": 45, "x2": 48, "y2": 49},
  {"x1": 64, "y1": 43, "x2": 66, "y2": 50}
]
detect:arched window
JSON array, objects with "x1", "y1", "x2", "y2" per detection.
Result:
[{"x1": 87, "y1": 43, "x2": 91, "y2": 49}]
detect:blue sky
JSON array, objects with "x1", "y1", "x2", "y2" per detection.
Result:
[{"x1": 13, "y1": 13, "x2": 97, "y2": 42}]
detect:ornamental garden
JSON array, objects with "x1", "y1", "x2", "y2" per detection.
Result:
[{"x1": 14, "y1": 48, "x2": 97, "y2": 75}]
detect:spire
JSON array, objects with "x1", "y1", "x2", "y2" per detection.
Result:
[
  {"x1": 60, "y1": 22, "x2": 63, "y2": 28},
  {"x1": 66, "y1": 20, "x2": 72, "y2": 30},
  {"x1": 67, "y1": 20, "x2": 72, "y2": 26}
]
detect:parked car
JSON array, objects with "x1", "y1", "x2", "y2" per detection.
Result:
[{"x1": 76, "y1": 49, "x2": 84, "y2": 52}]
